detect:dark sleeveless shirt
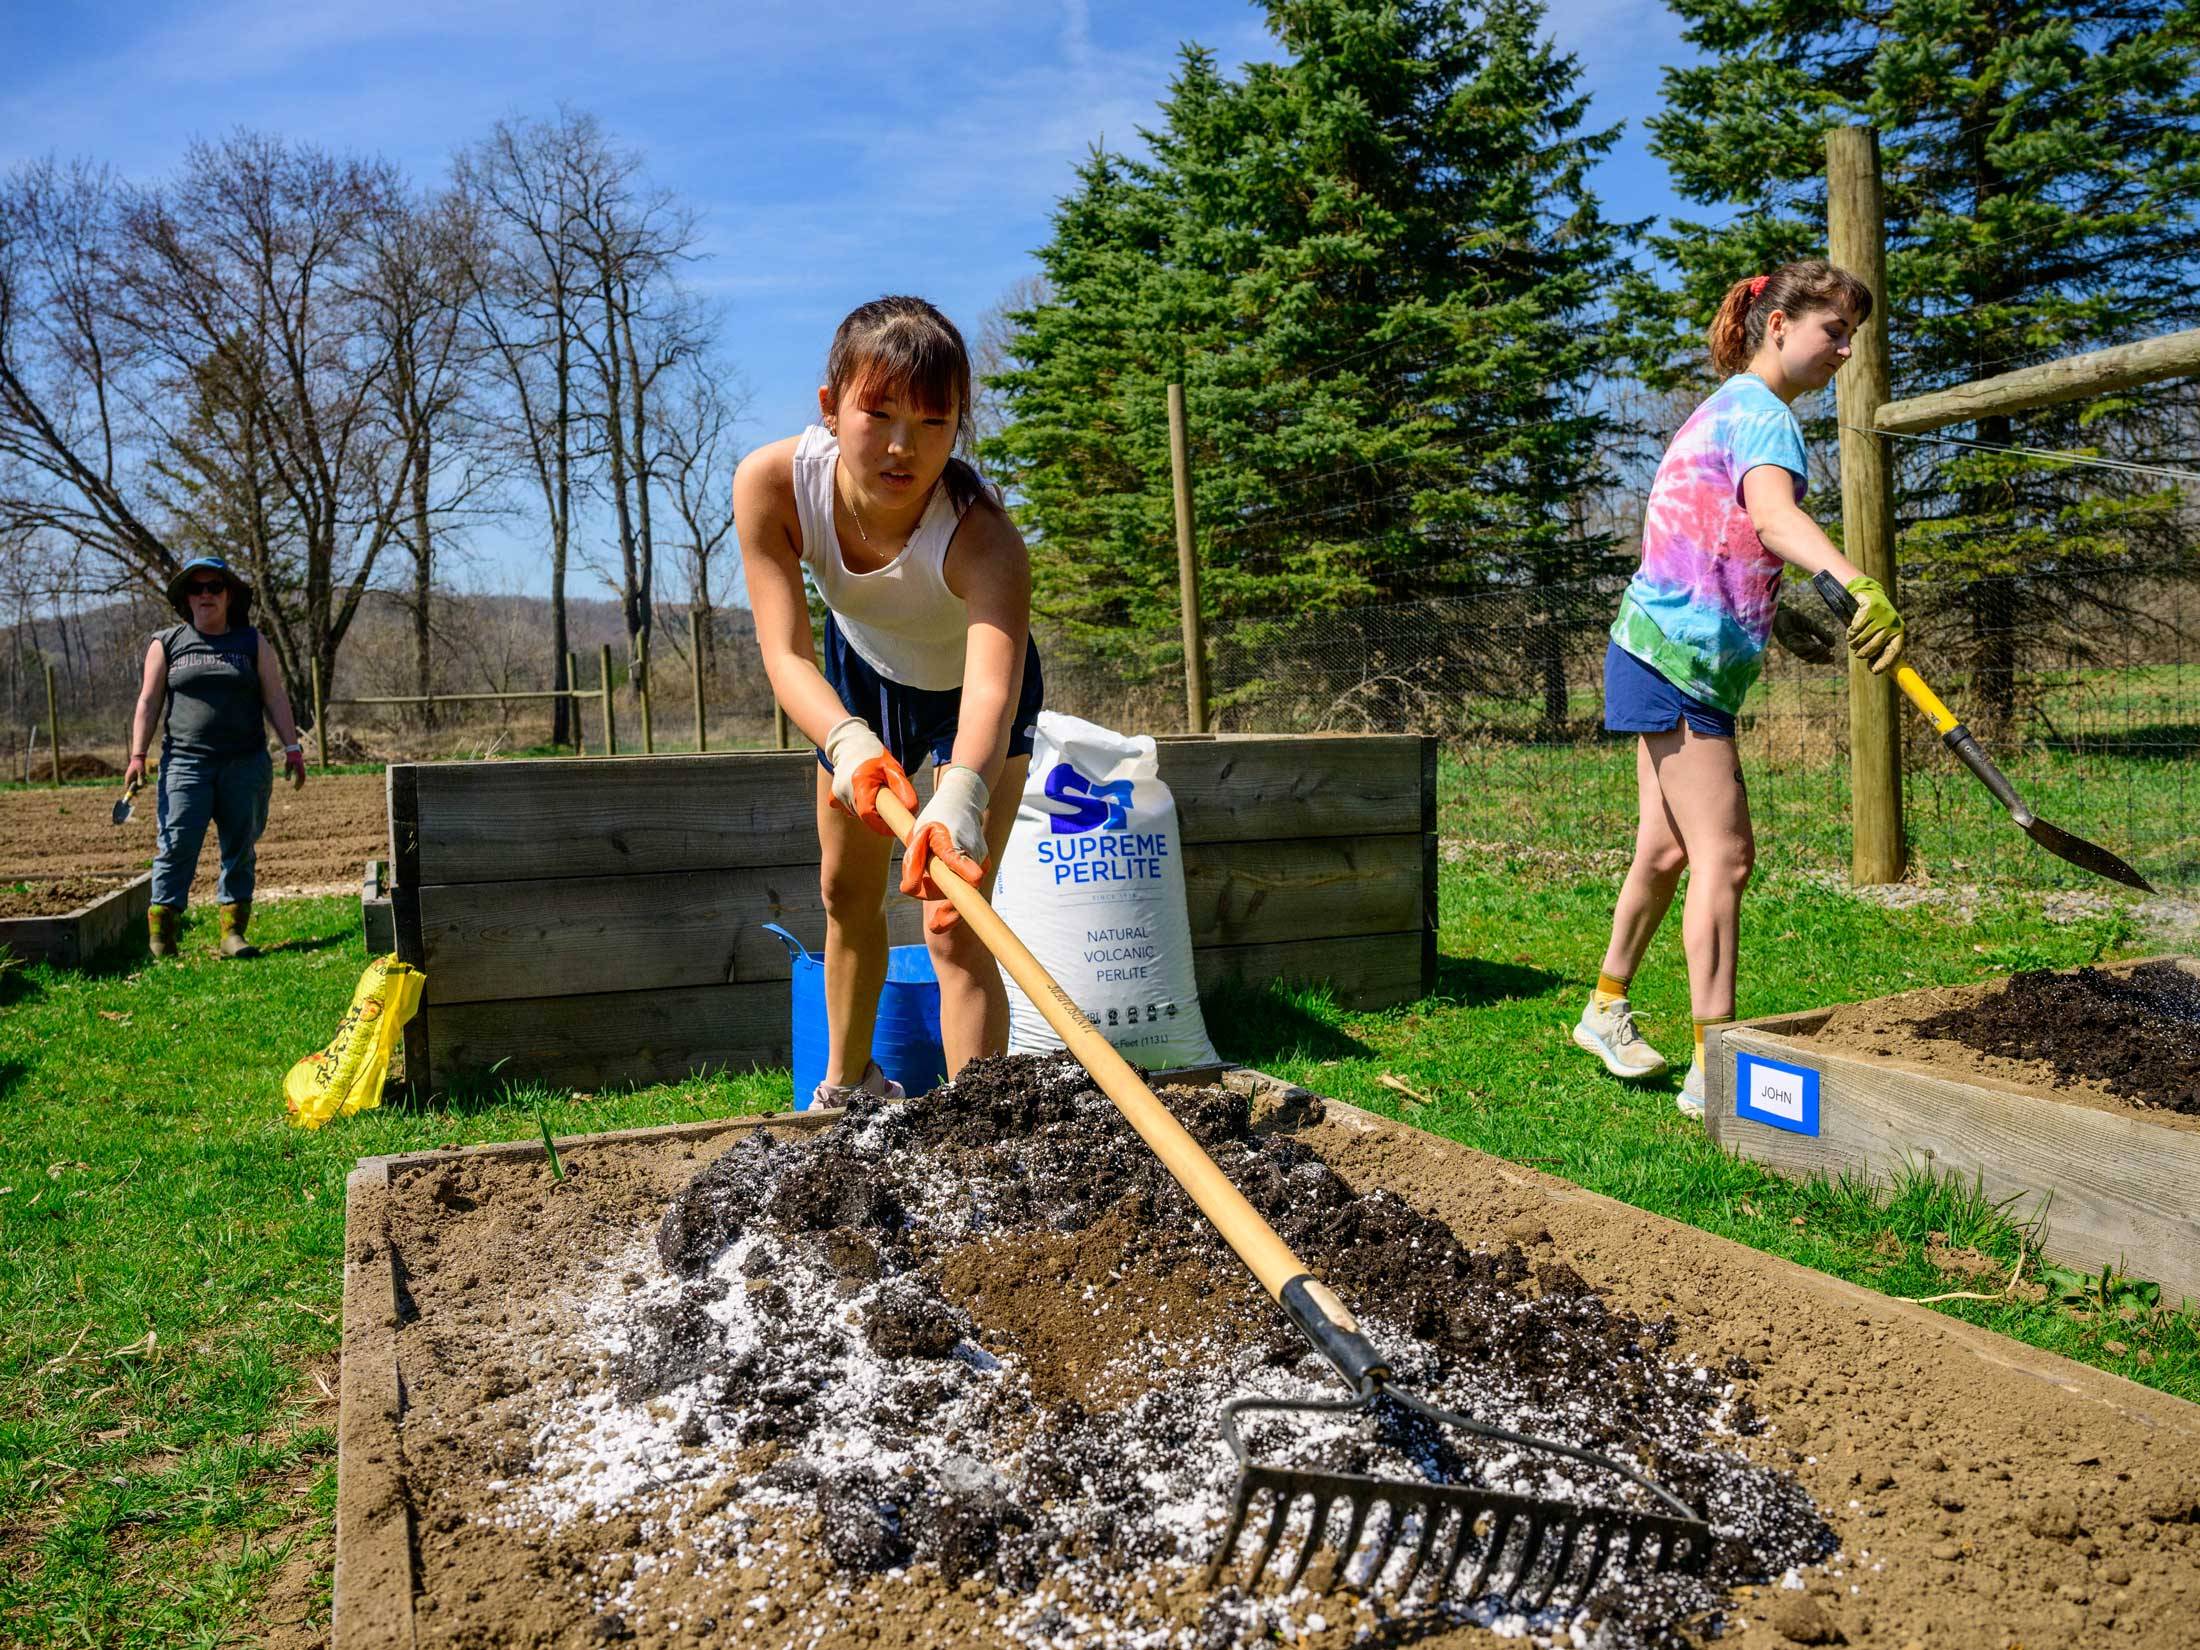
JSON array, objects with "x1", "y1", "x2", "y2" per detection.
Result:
[{"x1": 160, "y1": 623, "x2": 265, "y2": 758}]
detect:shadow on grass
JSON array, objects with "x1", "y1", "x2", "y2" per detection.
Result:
[
  {"x1": 0, "y1": 1058, "x2": 25, "y2": 1103},
  {"x1": 1431, "y1": 954, "x2": 1563, "y2": 1007},
  {"x1": 1203, "y1": 979, "x2": 1374, "y2": 1066},
  {"x1": 0, "y1": 964, "x2": 39, "y2": 1007}
]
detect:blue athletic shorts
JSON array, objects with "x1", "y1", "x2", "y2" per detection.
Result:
[
  {"x1": 1602, "y1": 639, "x2": 1737, "y2": 739},
  {"x1": 816, "y1": 613, "x2": 1044, "y2": 775}
]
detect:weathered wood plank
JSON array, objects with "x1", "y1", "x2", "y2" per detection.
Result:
[
  {"x1": 334, "y1": 1157, "x2": 418, "y2": 1650},
  {"x1": 0, "y1": 873, "x2": 151, "y2": 969},
  {"x1": 412, "y1": 835, "x2": 1423, "y2": 1007},
  {"x1": 1194, "y1": 932, "x2": 1426, "y2": 1011},
  {"x1": 414, "y1": 868, "x2": 923, "y2": 1006},
  {"x1": 421, "y1": 929, "x2": 1428, "y2": 1091},
  {"x1": 392, "y1": 736, "x2": 1429, "y2": 885},
  {"x1": 428, "y1": 981, "x2": 793, "y2": 1091},
  {"x1": 1708, "y1": 1023, "x2": 2200, "y2": 1311}
]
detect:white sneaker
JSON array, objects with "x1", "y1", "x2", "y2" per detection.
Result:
[
  {"x1": 1676, "y1": 1059, "x2": 1706, "y2": 1120},
  {"x1": 1572, "y1": 995, "x2": 1669, "y2": 1079},
  {"x1": 811, "y1": 1059, "x2": 905, "y2": 1110}
]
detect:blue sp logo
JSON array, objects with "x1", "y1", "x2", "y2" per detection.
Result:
[{"x1": 1043, "y1": 762, "x2": 1133, "y2": 834}]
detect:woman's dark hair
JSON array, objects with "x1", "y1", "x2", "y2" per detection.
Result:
[
  {"x1": 1708, "y1": 260, "x2": 1874, "y2": 376},
  {"x1": 825, "y1": 295, "x2": 999, "y2": 516}
]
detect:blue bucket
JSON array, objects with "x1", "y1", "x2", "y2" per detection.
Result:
[{"x1": 764, "y1": 923, "x2": 947, "y2": 1109}]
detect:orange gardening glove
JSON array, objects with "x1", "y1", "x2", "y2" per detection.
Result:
[
  {"x1": 899, "y1": 765, "x2": 990, "y2": 933},
  {"x1": 823, "y1": 717, "x2": 918, "y2": 837}
]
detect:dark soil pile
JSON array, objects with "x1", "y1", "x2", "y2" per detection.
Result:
[
  {"x1": 0, "y1": 873, "x2": 132, "y2": 918},
  {"x1": 1914, "y1": 961, "x2": 2200, "y2": 1115},
  {"x1": 483, "y1": 1054, "x2": 1829, "y2": 1648}
]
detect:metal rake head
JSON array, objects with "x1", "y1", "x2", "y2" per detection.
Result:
[{"x1": 1205, "y1": 1387, "x2": 1714, "y2": 1616}]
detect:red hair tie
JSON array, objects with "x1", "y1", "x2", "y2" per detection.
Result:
[{"x1": 1748, "y1": 275, "x2": 1770, "y2": 300}]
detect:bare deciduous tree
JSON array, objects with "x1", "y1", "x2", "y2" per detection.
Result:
[
  {"x1": 657, "y1": 357, "x2": 748, "y2": 682},
  {"x1": 455, "y1": 112, "x2": 597, "y2": 746},
  {"x1": 117, "y1": 132, "x2": 412, "y2": 707}
]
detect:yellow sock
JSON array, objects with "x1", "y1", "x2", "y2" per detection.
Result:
[
  {"x1": 1693, "y1": 1017, "x2": 1732, "y2": 1062},
  {"x1": 1593, "y1": 971, "x2": 1630, "y2": 1008}
]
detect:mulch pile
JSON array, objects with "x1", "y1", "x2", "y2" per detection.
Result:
[
  {"x1": 1915, "y1": 960, "x2": 2200, "y2": 1115},
  {"x1": 469, "y1": 1054, "x2": 1829, "y2": 1648}
]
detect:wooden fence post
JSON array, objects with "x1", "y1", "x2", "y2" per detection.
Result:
[
  {"x1": 312, "y1": 663, "x2": 329, "y2": 771},
  {"x1": 1827, "y1": 126, "x2": 1904, "y2": 885},
  {"x1": 775, "y1": 704, "x2": 790, "y2": 750},
  {"x1": 689, "y1": 608, "x2": 707, "y2": 754},
  {"x1": 636, "y1": 634, "x2": 655, "y2": 755},
  {"x1": 599, "y1": 643, "x2": 618, "y2": 756},
  {"x1": 43, "y1": 661, "x2": 61, "y2": 786},
  {"x1": 1166, "y1": 383, "x2": 1211, "y2": 733},
  {"x1": 567, "y1": 650, "x2": 583, "y2": 755}
]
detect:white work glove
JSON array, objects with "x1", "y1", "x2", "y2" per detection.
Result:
[
  {"x1": 899, "y1": 764, "x2": 990, "y2": 932},
  {"x1": 822, "y1": 716, "x2": 917, "y2": 836}
]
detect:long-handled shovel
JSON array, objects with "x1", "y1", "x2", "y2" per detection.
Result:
[
  {"x1": 873, "y1": 790, "x2": 1712, "y2": 1612},
  {"x1": 1814, "y1": 572, "x2": 2153, "y2": 893}
]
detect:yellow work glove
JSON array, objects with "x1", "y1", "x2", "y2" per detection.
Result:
[{"x1": 1844, "y1": 575, "x2": 1905, "y2": 673}]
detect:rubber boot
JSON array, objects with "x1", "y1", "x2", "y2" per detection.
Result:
[
  {"x1": 148, "y1": 905, "x2": 179, "y2": 959},
  {"x1": 217, "y1": 901, "x2": 260, "y2": 960}
]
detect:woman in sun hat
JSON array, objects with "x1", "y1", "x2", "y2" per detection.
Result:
[{"x1": 123, "y1": 556, "x2": 307, "y2": 959}]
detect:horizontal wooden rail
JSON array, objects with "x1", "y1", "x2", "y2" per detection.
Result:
[
  {"x1": 1876, "y1": 327, "x2": 2200, "y2": 436},
  {"x1": 330, "y1": 689, "x2": 589, "y2": 706}
]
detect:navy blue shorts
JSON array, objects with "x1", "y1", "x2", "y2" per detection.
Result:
[
  {"x1": 1603, "y1": 640, "x2": 1736, "y2": 739},
  {"x1": 816, "y1": 613, "x2": 1044, "y2": 775}
]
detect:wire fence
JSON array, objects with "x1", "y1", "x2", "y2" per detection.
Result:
[
  {"x1": 12, "y1": 565, "x2": 2200, "y2": 896},
  {"x1": 1161, "y1": 562, "x2": 2200, "y2": 893}
]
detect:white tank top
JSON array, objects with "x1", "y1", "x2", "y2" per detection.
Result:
[{"x1": 792, "y1": 424, "x2": 969, "y2": 691}]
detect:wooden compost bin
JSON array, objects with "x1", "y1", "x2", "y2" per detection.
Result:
[
  {"x1": 385, "y1": 736, "x2": 1435, "y2": 1094},
  {"x1": 335, "y1": 1073, "x2": 2200, "y2": 1649},
  {"x1": 1707, "y1": 986, "x2": 2200, "y2": 1310},
  {"x1": 0, "y1": 871, "x2": 152, "y2": 969}
]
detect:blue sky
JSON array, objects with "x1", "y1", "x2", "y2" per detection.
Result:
[{"x1": 2, "y1": 0, "x2": 1703, "y2": 593}]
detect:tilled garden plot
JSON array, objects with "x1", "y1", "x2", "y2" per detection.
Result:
[
  {"x1": 347, "y1": 1066, "x2": 2200, "y2": 1650},
  {"x1": 0, "y1": 873, "x2": 134, "y2": 918},
  {"x1": 1793, "y1": 958, "x2": 2200, "y2": 1131},
  {"x1": 0, "y1": 771, "x2": 386, "y2": 898}
]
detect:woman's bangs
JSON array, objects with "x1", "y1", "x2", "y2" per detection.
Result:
[{"x1": 846, "y1": 332, "x2": 962, "y2": 418}]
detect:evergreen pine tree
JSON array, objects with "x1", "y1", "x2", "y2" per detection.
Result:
[
  {"x1": 987, "y1": 0, "x2": 1633, "y2": 727},
  {"x1": 1635, "y1": 1, "x2": 2200, "y2": 725}
]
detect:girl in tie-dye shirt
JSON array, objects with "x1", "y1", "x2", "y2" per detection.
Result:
[{"x1": 1571, "y1": 261, "x2": 1907, "y2": 1118}]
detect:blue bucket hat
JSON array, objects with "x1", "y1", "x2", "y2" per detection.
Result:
[{"x1": 165, "y1": 556, "x2": 254, "y2": 623}]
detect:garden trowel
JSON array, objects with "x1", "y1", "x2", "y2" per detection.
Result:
[
  {"x1": 1813, "y1": 571, "x2": 2152, "y2": 893},
  {"x1": 110, "y1": 777, "x2": 141, "y2": 827}
]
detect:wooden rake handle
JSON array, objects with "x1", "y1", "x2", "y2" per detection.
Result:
[{"x1": 876, "y1": 789, "x2": 1390, "y2": 1394}]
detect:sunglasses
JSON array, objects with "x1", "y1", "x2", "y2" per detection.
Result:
[{"x1": 185, "y1": 581, "x2": 226, "y2": 595}]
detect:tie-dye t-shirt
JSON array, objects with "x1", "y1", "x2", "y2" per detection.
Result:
[{"x1": 1609, "y1": 374, "x2": 1808, "y2": 715}]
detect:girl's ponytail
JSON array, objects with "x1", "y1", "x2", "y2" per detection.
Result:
[
  {"x1": 1706, "y1": 261, "x2": 1874, "y2": 376},
  {"x1": 1708, "y1": 277, "x2": 1762, "y2": 376}
]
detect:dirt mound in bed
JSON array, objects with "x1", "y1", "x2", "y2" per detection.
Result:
[{"x1": 405, "y1": 1056, "x2": 1828, "y2": 1649}]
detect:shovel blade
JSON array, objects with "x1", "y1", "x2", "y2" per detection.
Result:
[
  {"x1": 2021, "y1": 816, "x2": 2154, "y2": 894},
  {"x1": 111, "y1": 796, "x2": 134, "y2": 826}
]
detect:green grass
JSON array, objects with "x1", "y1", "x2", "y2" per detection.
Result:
[
  {"x1": 0, "y1": 900, "x2": 790, "y2": 1646},
  {"x1": 2, "y1": 821, "x2": 2197, "y2": 1643},
  {"x1": 1212, "y1": 856, "x2": 2198, "y2": 1405}
]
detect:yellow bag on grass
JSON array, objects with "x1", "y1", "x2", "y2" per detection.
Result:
[{"x1": 285, "y1": 955, "x2": 425, "y2": 1129}]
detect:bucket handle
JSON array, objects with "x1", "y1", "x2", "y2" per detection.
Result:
[{"x1": 762, "y1": 922, "x2": 815, "y2": 965}]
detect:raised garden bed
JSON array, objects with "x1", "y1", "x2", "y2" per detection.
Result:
[
  {"x1": 0, "y1": 871, "x2": 151, "y2": 968},
  {"x1": 337, "y1": 1063, "x2": 2200, "y2": 1648},
  {"x1": 1708, "y1": 958, "x2": 2200, "y2": 1312}
]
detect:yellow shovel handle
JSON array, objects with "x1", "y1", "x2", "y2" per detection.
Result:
[{"x1": 1890, "y1": 662, "x2": 1959, "y2": 736}]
